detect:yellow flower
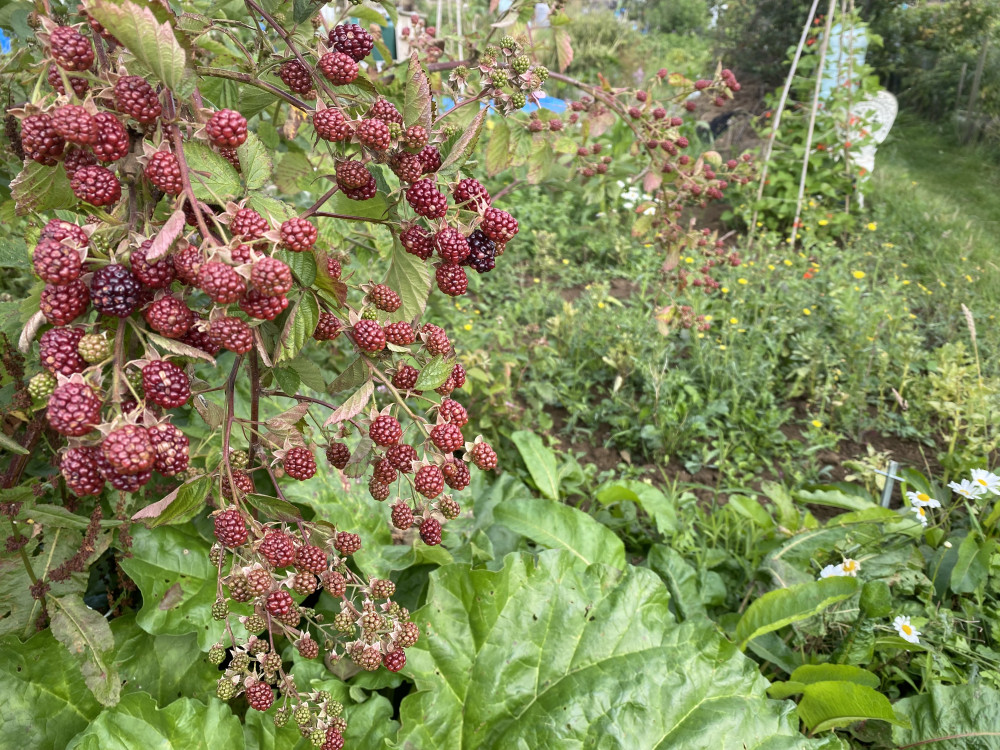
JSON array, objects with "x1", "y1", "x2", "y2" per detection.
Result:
[
  {"x1": 684, "y1": 257, "x2": 694, "y2": 264},
  {"x1": 463, "y1": 324, "x2": 472, "y2": 331},
  {"x1": 562, "y1": 259, "x2": 569, "y2": 265},
  {"x1": 808, "y1": 200, "x2": 816, "y2": 208},
  {"x1": 756, "y1": 221, "x2": 763, "y2": 227},
  {"x1": 867, "y1": 222, "x2": 877, "y2": 231},
  {"x1": 784, "y1": 259, "x2": 793, "y2": 266},
  {"x1": 532, "y1": 277, "x2": 540, "y2": 284},
  {"x1": 738, "y1": 278, "x2": 748, "y2": 285},
  {"x1": 802, "y1": 308, "x2": 811, "y2": 316},
  {"x1": 719, "y1": 344, "x2": 727, "y2": 350},
  {"x1": 720, "y1": 287, "x2": 729, "y2": 293},
  {"x1": 729, "y1": 317, "x2": 739, "y2": 325},
  {"x1": 811, "y1": 420, "x2": 822, "y2": 428},
  {"x1": 902, "y1": 280, "x2": 910, "y2": 285},
  {"x1": 737, "y1": 328, "x2": 746, "y2": 333},
  {"x1": 883, "y1": 242, "x2": 895, "y2": 248},
  {"x1": 852, "y1": 270, "x2": 866, "y2": 279},
  {"x1": 768, "y1": 264, "x2": 776, "y2": 271},
  {"x1": 597, "y1": 302, "x2": 605, "y2": 309},
  {"x1": 697, "y1": 332, "x2": 705, "y2": 339},
  {"x1": 966, "y1": 274, "x2": 973, "y2": 283},
  {"x1": 818, "y1": 219, "x2": 829, "y2": 226}
]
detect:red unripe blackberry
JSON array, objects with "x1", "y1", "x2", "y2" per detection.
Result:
[
  {"x1": 403, "y1": 125, "x2": 428, "y2": 150},
  {"x1": 246, "y1": 681, "x2": 274, "y2": 712},
  {"x1": 48, "y1": 66, "x2": 88, "y2": 98},
  {"x1": 439, "y1": 398, "x2": 469, "y2": 427},
  {"x1": 406, "y1": 179, "x2": 447, "y2": 219},
  {"x1": 244, "y1": 568, "x2": 273, "y2": 596},
  {"x1": 480, "y1": 207, "x2": 518, "y2": 243},
  {"x1": 471, "y1": 441, "x2": 497, "y2": 470},
  {"x1": 148, "y1": 422, "x2": 190, "y2": 476},
  {"x1": 208, "y1": 316, "x2": 253, "y2": 354},
  {"x1": 434, "y1": 227, "x2": 470, "y2": 264},
  {"x1": 437, "y1": 363, "x2": 466, "y2": 395},
  {"x1": 279, "y1": 60, "x2": 313, "y2": 94},
  {"x1": 369, "y1": 415, "x2": 402, "y2": 446},
  {"x1": 283, "y1": 446, "x2": 316, "y2": 480},
  {"x1": 295, "y1": 545, "x2": 327, "y2": 574},
  {"x1": 180, "y1": 316, "x2": 221, "y2": 357},
  {"x1": 435, "y1": 263, "x2": 468, "y2": 296},
  {"x1": 369, "y1": 284, "x2": 401, "y2": 312},
  {"x1": 354, "y1": 645, "x2": 382, "y2": 672},
  {"x1": 384, "y1": 322, "x2": 415, "y2": 347},
  {"x1": 221, "y1": 469, "x2": 255, "y2": 499},
  {"x1": 330, "y1": 23, "x2": 374, "y2": 61},
  {"x1": 145, "y1": 151, "x2": 183, "y2": 195},
  {"x1": 114, "y1": 76, "x2": 162, "y2": 123},
  {"x1": 50, "y1": 26, "x2": 94, "y2": 71},
  {"x1": 391, "y1": 364, "x2": 419, "y2": 391},
  {"x1": 327, "y1": 257, "x2": 342, "y2": 280},
  {"x1": 260, "y1": 531, "x2": 296, "y2": 568},
  {"x1": 323, "y1": 729, "x2": 345, "y2": 750},
  {"x1": 240, "y1": 289, "x2": 288, "y2": 320},
  {"x1": 230, "y1": 207, "x2": 269, "y2": 239},
  {"x1": 390, "y1": 501, "x2": 414, "y2": 529},
  {"x1": 367, "y1": 97, "x2": 403, "y2": 125},
  {"x1": 248, "y1": 257, "x2": 292, "y2": 297},
  {"x1": 34, "y1": 237, "x2": 82, "y2": 285},
  {"x1": 312, "y1": 108, "x2": 351, "y2": 141},
  {"x1": 383, "y1": 649, "x2": 406, "y2": 672},
  {"x1": 313, "y1": 312, "x2": 342, "y2": 341},
  {"x1": 280, "y1": 217, "x2": 317, "y2": 252},
  {"x1": 51, "y1": 105, "x2": 98, "y2": 146},
  {"x1": 197, "y1": 261, "x2": 245, "y2": 303},
  {"x1": 414, "y1": 465, "x2": 444, "y2": 498},
  {"x1": 386, "y1": 443, "x2": 418, "y2": 473},
  {"x1": 418, "y1": 145, "x2": 442, "y2": 174},
  {"x1": 342, "y1": 177, "x2": 377, "y2": 201},
  {"x1": 397, "y1": 620, "x2": 420, "y2": 647},
  {"x1": 353, "y1": 319, "x2": 385, "y2": 352},
  {"x1": 452, "y1": 178, "x2": 491, "y2": 210},
  {"x1": 61, "y1": 446, "x2": 105, "y2": 496},
  {"x1": 326, "y1": 442, "x2": 350, "y2": 469},
  {"x1": 206, "y1": 109, "x2": 248, "y2": 148},
  {"x1": 142, "y1": 360, "x2": 191, "y2": 408},
  {"x1": 391, "y1": 152, "x2": 424, "y2": 183},
  {"x1": 62, "y1": 147, "x2": 97, "y2": 177},
  {"x1": 369, "y1": 477, "x2": 390, "y2": 501},
  {"x1": 214, "y1": 507, "x2": 249, "y2": 548},
  {"x1": 401, "y1": 225, "x2": 433, "y2": 259},
  {"x1": 91, "y1": 264, "x2": 141, "y2": 317},
  {"x1": 465, "y1": 229, "x2": 496, "y2": 273},
  {"x1": 41, "y1": 280, "x2": 90, "y2": 325},
  {"x1": 318, "y1": 52, "x2": 358, "y2": 85},
  {"x1": 323, "y1": 570, "x2": 347, "y2": 597},
  {"x1": 230, "y1": 244, "x2": 254, "y2": 265},
  {"x1": 130, "y1": 241, "x2": 176, "y2": 288},
  {"x1": 421, "y1": 323, "x2": 450, "y2": 355},
  {"x1": 336, "y1": 160, "x2": 371, "y2": 191},
  {"x1": 295, "y1": 636, "x2": 320, "y2": 660},
  {"x1": 40, "y1": 326, "x2": 87, "y2": 375},
  {"x1": 334, "y1": 531, "x2": 361, "y2": 556},
  {"x1": 442, "y1": 459, "x2": 471, "y2": 490},
  {"x1": 95, "y1": 450, "x2": 152, "y2": 492},
  {"x1": 356, "y1": 119, "x2": 391, "y2": 151},
  {"x1": 102, "y1": 424, "x2": 156, "y2": 475},
  {"x1": 71, "y1": 165, "x2": 121, "y2": 206},
  {"x1": 430, "y1": 423, "x2": 464, "y2": 452},
  {"x1": 172, "y1": 244, "x2": 204, "y2": 286},
  {"x1": 41, "y1": 219, "x2": 88, "y2": 246},
  {"x1": 372, "y1": 456, "x2": 397, "y2": 485},
  {"x1": 144, "y1": 295, "x2": 193, "y2": 337},
  {"x1": 419, "y1": 516, "x2": 442, "y2": 544}
]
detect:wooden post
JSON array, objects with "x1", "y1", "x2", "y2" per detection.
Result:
[
  {"x1": 964, "y1": 39, "x2": 989, "y2": 143},
  {"x1": 955, "y1": 61, "x2": 968, "y2": 109}
]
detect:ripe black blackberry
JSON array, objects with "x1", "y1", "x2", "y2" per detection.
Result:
[
  {"x1": 465, "y1": 229, "x2": 497, "y2": 273},
  {"x1": 50, "y1": 105, "x2": 98, "y2": 146},
  {"x1": 71, "y1": 165, "x2": 121, "y2": 206},
  {"x1": 131, "y1": 241, "x2": 176, "y2": 288},
  {"x1": 452, "y1": 178, "x2": 491, "y2": 210},
  {"x1": 21, "y1": 114, "x2": 65, "y2": 165},
  {"x1": 313, "y1": 108, "x2": 351, "y2": 141},
  {"x1": 142, "y1": 360, "x2": 191, "y2": 408},
  {"x1": 230, "y1": 207, "x2": 269, "y2": 239},
  {"x1": 406, "y1": 179, "x2": 447, "y2": 219},
  {"x1": 384, "y1": 321, "x2": 415, "y2": 346},
  {"x1": 329, "y1": 23, "x2": 374, "y2": 61},
  {"x1": 401, "y1": 225, "x2": 434, "y2": 259},
  {"x1": 279, "y1": 60, "x2": 313, "y2": 94},
  {"x1": 144, "y1": 295, "x2": 193, "y2": 338},
  {"x1": 92, "y1": 112, "x2": 130, "y2": 162},
  {"x1": 102, "y1": 424, "x2": 156, "y2": 475},
  {"x1": 414, "y1": 465, "x2": 444, "y2": 498},
  {"x1": 336, "y1": 160, "x2": 371, "y2": 191},
  {"x1": 283, "y1": 447, "x2": 316, "y2": 480},
  {"x1": 280, "y1": 217, "x2": 317, "y2": 252},
  {"x1": 318, "y1": 52, "x2": 358, "y2": 85},
  {"x1": 367, "y1": 98, "x2": 403, "y2": 125},
  {"x1": 240, "y1": 289, "x2": 288, "y2": 320},
  {"x1": 148, "y1": 423, "x2": 190, "y2": 476},
  {"x1": 50, "y1": 26, "x2": 94, "y2": 71},
  {"x1": 326, "y1": 442, "x2": 350, "y2": 469},
  {"x1": 40, "y1": 327, "x2": 87, "y2": 375},
  {"x1": 114, "y1": 76, "x2": 162, "y2": 123},
  {"x1": 313, "y1": 312, "x2": 342, "y2": 341},
  {"x1": 418, "y1": 145, "x2": 442, "y2": 174},
  {"x1": 481, "y1": 207, "x2": 519, "y2": 243},
  {"x1": 60, "y1": 446, "x2": 105, "y2": 497},
  {"x1": 419, "y1": 516, "x2": 442, "y2": 544},
  {"x1": 434, "y1": 227, "x2": 470, "y2": 264},
  {"x1": 435, "y1": 263, "x2": 468, "y2": 296},
  {"x1": 352, "y1": 319, "x2": 385, "y2": 352},
  {"x1": 390, "y1": 501, "x2": 414, "y2": 530},
  {"x1": 197, "y1": 261, "x2": 245, "y2": 303},
  {"x1": 356, "y1": 119, "x2": 391, "y2": 151},
  {"x1": 91, "y1": 264, "x2": 141, "y2": 317},
  {"x1": 34, "y1": 237, "x2": 82, "y2": 285},
  {"x1": 40, "y1": 279, "x2": 90, "y2": 325},
  {"x1": 48, "y1": 66, "x2": 88, "y2": 98},
  {"x1": 145, "y1": 151, "x2": 183, "y2": 195},
  {"x1": 369, "y1": 284, "x2": 401, "y2": 312},
  {"x1": 206, "y1": 109, "x2": 248, "y2": 148},
  {"x1": 369, "y1": 414, "x2": 402, "y2": 446},
  {"x1": 430, "y1": 423, "x2": 464, "y2": 452},
  {"x1": 208, "y1": 317, "x2": 253, "y2": 354}
]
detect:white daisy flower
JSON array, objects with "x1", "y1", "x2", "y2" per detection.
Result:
[
  {"x1": 906, "y1": 490, "x2": 941, "y2": 508},
  {"x1": 970, "y1": 469, "x2": 1000, "y2": 496},
  {"x1": 819, "y1": 564, "x2": 842, "y2": 579},
  {"x1": 949, "y1": 479, "x2": 985, "y2": 499},
  {"x1": 911, "y1": 505, "x2": 929, "y2": 527},
  {"x1": 840, "y1": 558, "x2": 860, "y2": 576},
  {"x1": 893, "y1": 615, "x2": 921, "y2": 644}
]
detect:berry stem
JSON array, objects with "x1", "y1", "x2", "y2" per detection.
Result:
[
  {"x1": 163, "y1": 95, "x2": 214, "y2": 241},
  {"x1": 435, "y1": 89, "x2": 489, "y2": 123},
  {"x1": 221, "y1": 354, "x2": 244, "y2": 505},
  {"x1": 312, "y1": 211, "x2": 388, "y2": 224},
  {"x1": 299, "y1": 184, "x2": 341, "y2": 220},
  {"x1": 194, "y1": 66, "x2": 311, "y2": 111},
  {"x1": 367, "y1": 364, "x2": 431, "y2": 439},
  {"x1": 249, "y1": 350, "x2": 260, "y2": 465}
]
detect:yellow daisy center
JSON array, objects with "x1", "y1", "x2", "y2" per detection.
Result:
[
  {"x1": 917, "y1": 493, "x2": 929, "y2": 502},
  {"x1": 843, "y1": 560, "x2": 857, "y2": 572},
  {"x1": 902, "y1": 624, "x2": 912, "y2": 635},
  {"x1": 977, "y1": 478, "x2": 988, "y2": 486}
]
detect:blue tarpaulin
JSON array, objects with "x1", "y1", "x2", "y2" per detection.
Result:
[{"x1": 438, "y1": 95, "x2": 567, "y2": 114}]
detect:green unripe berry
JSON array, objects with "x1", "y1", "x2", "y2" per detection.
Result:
[
  {"x1": 484, "y1": 45, "x2": 499, "y2": 57},
  {"x1": 361, "y1": 307, "x2": 378, "y2": 321},
  {"x1": 454, "y1": 65, "x2": 469, "y2": 78},
  {"x1": 274, "y1": 707, "x2": 291, "y2": 728},
  {"x1": 217, "y1": 678, "x2": 238, "y2": 700},
  {"x1": 310, "y1": 729, "x2": 326, "y2": 747},
  {"x1": 229, "y1": 449, "x2": 249, "y2": 469},
  {"x1": 512, "y1": 55, "x2": 530, "y2": 75},
  {"x1": 333, "y1": 611, "x2": 354, "y2": 633},
  {"x1": 294, "y1": 704, "x2": 313, "y2": 726},
  {"x1": 244, "y1": 614, "x2": 266, "y2": 632},
  {"x1": 28, "y1": 372, "x2": 57, "y2": 401},
  {"x1": 231, "y1": 652, "x2": 251, "y2": 672},
  {"x1": 126, "y1": 368, "x2": 143, "y2": 395},
  {"x1": 77, "y1": 333, "x2": 111, "y2": 363},
  {"x1": 498, "y1": 36, "x2": 516, "y2": 51},
  {"x1": 442, "y1": 123, "x2": 461, "y2": 139},
  {"x1": 264, "y1": 652, "x2": 282, "y2": 673},
  {"x1": 211, "y1": 599, "x2": 229, "y2": 621},
  {"x1": 328, "y1": 700, "x2": 344, "y2": 717},
  {"x1": 510, "y1": 93, "x2": 526, "y2": 109},
  {"x1": 491, "y1": 69, "x2": 509, "y2": 88},
  {"x1": 208, "y1": 645, "x2": 226, "y2": 665},
  {"x1": 535, "y1": 66, "x2": 549, "y2": 82}
]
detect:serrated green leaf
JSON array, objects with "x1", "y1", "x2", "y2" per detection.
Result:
[
  {"x1": 277, "y1": 248, "x2": 316, "y2": 287},
  {"x1": 287, "y1": 356, "x2": 325, "y2": 392},
  {"x1": 647, "y1": 544, "x2": 706, "y2": 620},
  {"x1": 439, "y1": 107, "x2": 486, "y2": 175},
  {"x1": 485, "y1": 119, "x2": 510, "y2": 177},
  {"x1": 328, "y1": 356, "x2": 366, "y2": 393},
  {"x1": 10, "y1": 160, "x2": 77, "y2": 215},
  {"x1": 404, "y1": 53, "x2": 432, "y2": 130},
  {"x1": 950, "y1": 533, "x2": 991, "y2": 594},
  {"x1": 181, "y1": 142, "x2": 241, "y2": 203},
  {"x1": 236, "y1": 131, "x2": 271, "y2": 191},
  {"x1": 892, "y1": 684, "x2": 1000, "y2": 749},
  {"x1": 384, "y1": 237, "x2": 431, "y2": 322},
  {"x1": 494, "y1": 499, "x2": 625, "y2": 568},
  {"x1": 597, "y1": 479, "x2": 676, "y2": 535},
  {"x1": 132, "y1": 476, "x2": 211, "y2": 528},
  {"x1": 89, "y1": 0, "x2": 189, "y2": 92},
  {"x1": 292, "y1": 0, "x2": 324, "y2": 24},
  {"x1": 413, "y1": 355, "x2": 453, "y2": 390},
  {"x1": 246, "y1": 192, "x2": 297, "y2": 224},
  {"x1": 273, "y1": 151, "x2": 311, "y2": 195},
  {"x1": 322, "y1": 380, "x2": 373, "y2": 428},
  {"x1": 272, "y1": 365, "x2": 300, "y2": 395},
  {"x1": 324, "y1": 188, "x2": 388, "y2": 220},
  {"x1": 735, "y1": 577, "x2": 859, "y2": 649},
  {"x1": 527, "y1": 142, "x2": 554, "y2": 184},
  {"x1": 276, "y1": 292, "x2": 319, "y2": 363},
  {"x1": 510, "y1": 429, "x2": 560, "y2": 500},
  {"x1": 0, "y1": 236, "x2": 30, "y2": 269},
  {"x1": 49, "y1": 595, "x2": 120, "y2": 707},
  {"x1": 244, "y1": 493, "x2": 303, "y2": 522},
  {"x1": 797, "y1": 681, "x2": 909, "y2": 733}
]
